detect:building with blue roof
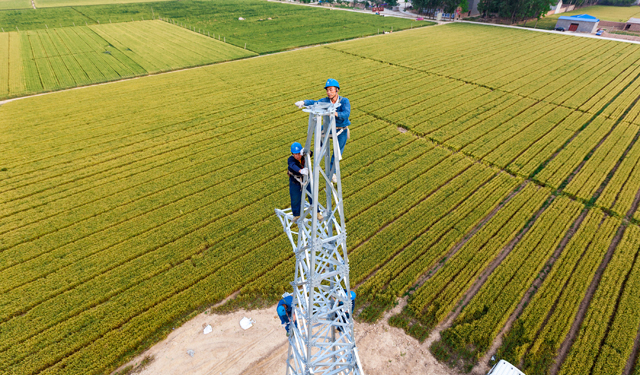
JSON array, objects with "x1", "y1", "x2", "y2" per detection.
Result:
[{"x1": 555, "y1": 14, "x2": 600, "y2": 33}]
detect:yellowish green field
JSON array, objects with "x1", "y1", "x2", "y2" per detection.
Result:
[
  {"x1": 0, "y1": 0, "x2": 30, "y2": 9},
  {"x1": 0, "y1": 20, "x2": 254, "y2": 99},
  {"x1": 34, "y1": 0, "x2": 172, "y2": 7},
  {"x1": 3, "y1": 22, "x2": 640, "y2": 375}
]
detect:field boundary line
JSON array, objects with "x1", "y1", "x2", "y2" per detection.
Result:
[
  {"x1": 326, "y1": 45, "x2": 588, "y2": 116},
  {"x1": 0, "y1": 22, "x2": 438, "y2": 106},
  {"x1": 457, "y1": 20, "x2": 640, "y2": 45},
  {"x1": 2, "y1": 20, "x2": 639, "y2": 107}
]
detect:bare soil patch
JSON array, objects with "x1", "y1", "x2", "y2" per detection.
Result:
[{"x1": 114, "y1": 302, "x2": 461, "y2": 375}]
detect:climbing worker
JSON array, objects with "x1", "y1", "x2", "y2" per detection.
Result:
[
  {"x1": 288, "y1": 142, "x2": 323, "y2": 221},
  {"x1": 336, "y1": 290, "x2": 356, "y2": 333},
  {"x1": 277, "y1": 293, "x2": 294, "y2": 336},
  {"x1": 295, "y1": 79, "x2": 351, "y2": 183}
]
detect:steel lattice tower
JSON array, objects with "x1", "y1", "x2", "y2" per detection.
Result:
[{"x1": 275, "y1": 102, "x2": 364, "y2": 375}]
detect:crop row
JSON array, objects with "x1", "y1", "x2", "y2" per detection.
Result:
[
  {"x1": 599, "y1": 65, "x2": 640, "y2": 121},
  {"x1": 564, "y1": 122, "x2": 639, "y2": 201},
  {"x1": 0, "y1": 115, "x2": 394, "y2": 298},
  {"x1": 0, "y1": 21, "x2": 254, "y2": 99},
  {"x1": 596, "y1": 128, "x2": 640, "y2": 214},
  {"x1": 589, "y1": 227, "x2": 640, "y2": 375},
  {"x1": 526, "y1": 43, "x2": 640, "y2": 107},
  {"x1": 496, "y1": 210, "x2": 619, "y2": 374},
  {"x1": 578, "y1": 59, "x2": 640, "y2": 115},
  {"x1": 0, "y1": 122, "x2": 426, "y2": 371},
  {"x1": 463, "y1": 103, "x2": 561, "y2": 160},
  {"x1": 506, "y1": 111, "x2": 592, "y2": 178},
  {"x1": 357, "y1": 172, "x2": 519, "y2": 319},
  {"x1": 558, "y1": 225, "x2": 640, "y2": 375},
  {"x1": 0, "y1": 134, "x2": 476, "y2": 374},
  {"x1": 405, "y1": 183, "x2": 550, "y2": 330},
  {"x1": 350, "y1": 163, "x2": 496, "y2": 279},
  {"x1": 331, "y1": 24, "x2": 640, "y2": 113},
  {"x1": 0, "y1": 50, "x2": 389, "y2": 186},
  {"x1": 328, "y1": 24, "x2": 521, "y2": 75},
  {"x1": 426, "y1": 93, "x2": 521, "y2": 144},
  {"x1": 0, "y1": 62, "x2": 407, "y2": 236},
  {"x1": 536, "y1": 116, "x2": 616, "y2": 188},
  {"x1": 437, "y1": 196, "x2": 583, "y2": 360},
  {"x1": 0, "y1": 115, "x2": 398, "y2": 325}
]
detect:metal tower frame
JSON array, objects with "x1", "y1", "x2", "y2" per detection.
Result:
[{"x1": 275, "y1": 102, "x2": 364, "y2": 375}]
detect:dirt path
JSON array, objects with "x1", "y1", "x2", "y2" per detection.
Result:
[{"x1": 114, "y1": 302, "x2": 461, "y2": 375}]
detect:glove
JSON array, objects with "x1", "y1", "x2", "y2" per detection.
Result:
[
  {"x1": 299, "y1": 168, "x2": 308, "y2": 176},
  {"x1": 295, "y1": 101, "x2": 305, "y2": 109}
]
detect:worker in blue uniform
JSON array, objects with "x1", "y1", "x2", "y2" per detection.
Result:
[
  {"x1": 277, "y1": 294, "x2": 294, "y2": 335},
  {"x1": 295, "y1": 79, "x2": 351, "y2": 183},
  {"x1": 332, "y1": 290, "x2": 356, "y2": 333},
  {"x1": 288, "y1": 142, "x2": 323, "y2": 221}
]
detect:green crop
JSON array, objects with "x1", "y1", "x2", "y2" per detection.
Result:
[
  {"x1": 0, "y1": 20, "x2": 254, "y2": 99},
  {"x1": 3, "y1": 23, "x2": 640, "y2": 375}
]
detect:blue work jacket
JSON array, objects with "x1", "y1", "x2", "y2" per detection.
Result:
[
  {"x1": 278, "y1": 296, "x2": 293, "y2": 316},
  {"x1": 303, "y1": 96, "x2": 351, "y2": 128},
  {"x1": 288, "y1": 155, "x2": 306, "y2": 185}
]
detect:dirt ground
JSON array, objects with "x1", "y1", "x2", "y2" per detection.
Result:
[{"x1": 115, "y1": 302, "x2": 459, "y2": 375}]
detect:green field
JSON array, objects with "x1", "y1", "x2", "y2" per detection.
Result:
[
  {"x1": 523, "y1": 5, "x2": 640, "y2": 29},
  {"x1": 0, "y1": 0, "x2": 429, "y2": 53},
  {"x1": 0, "y1": 0, "x2": 31, "y2": 10},
  {"x1": 35, "y1": 0, "x2": 170, "y2": 7},
  {"x1": 4, "y1": 21, "x2": 640, "y2": 375},
  {"x1": 0, "y1": 20, "x2": 254, "y2": 98}
]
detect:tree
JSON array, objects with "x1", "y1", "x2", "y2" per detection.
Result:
[{"x1": 478, "y1": 0, "x2": 555, "y2": 24}]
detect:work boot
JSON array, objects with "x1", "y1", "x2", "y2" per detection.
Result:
[
  {"x1": 293, "y1": 216, "x2": 300, "y2": 221},
  {"x1": 317, "y1": 212, "x2": 324, "y2": 221}
]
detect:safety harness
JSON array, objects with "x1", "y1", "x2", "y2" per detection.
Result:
[{"x1": 287, "y1": 157, "x2": 306, "y2": 187}]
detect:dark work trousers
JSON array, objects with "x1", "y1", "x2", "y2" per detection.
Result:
[{"x1": 290, "y1": 181, "x2": 313, "y2": 217}]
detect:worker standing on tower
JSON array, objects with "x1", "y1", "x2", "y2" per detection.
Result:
[
  {"x1": 288, "y1": 142, "x2": 323, "y2": 221},
  {"x1": 295, "y1": 79, "x2": 351, "y2": 183}
]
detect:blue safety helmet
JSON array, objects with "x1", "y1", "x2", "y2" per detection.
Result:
[
  {"x1": 350, "y1": 291, "x2": 356, "y2": 301},
  {"x1": 277, "y1": 305, "x2": 287, "y2": 316},
  {"x1": 291, "y1": 142, "x2": 303, "y2": 154},
  {"x1": 324, "y1": 78, "x2": 340, "y2": 90}
]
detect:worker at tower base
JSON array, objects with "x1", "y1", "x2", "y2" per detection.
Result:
[
  {"x1": 295, "y1": 78, "x2": 351, "y2": 183},
  {"x1": 277, "y1": 294, "x2": 295, "y2": 336},
  {"x1": 288, "y1": 142, "x2": 323, "y2": 221},
  {"x1": 337, "y1": 290, "x2": 356, "y2": 332}
]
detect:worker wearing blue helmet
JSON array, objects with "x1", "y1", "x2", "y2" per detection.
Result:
[
  {"x1": 295, "y1": 79, "x2": 351, "y2": 183},
  {"x1": 277, "y1": 294, "x2": 294, "y2": 335},
  {"x1": 288, "y1": 142, "x2": 323, "y2": 221}
]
